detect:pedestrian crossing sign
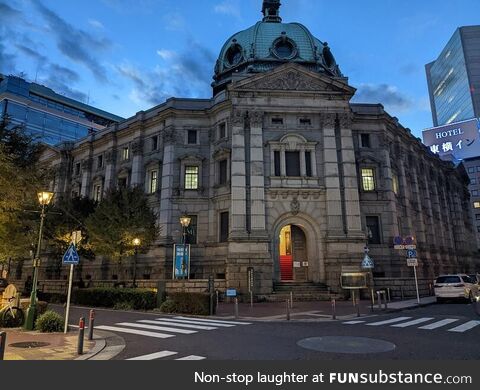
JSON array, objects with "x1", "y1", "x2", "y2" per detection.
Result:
[
  {"x1": 361, "y1": 254, "x2": 374, "y2": 269},
  {"x1": 63, "y1": 243, "x2": 80, "y2": 265}
]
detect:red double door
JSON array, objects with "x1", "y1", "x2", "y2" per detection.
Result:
[{"x1": 280, "y1": 226, "x2": 307, "y2": 282}]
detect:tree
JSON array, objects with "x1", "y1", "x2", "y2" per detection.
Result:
[{"x1": 85, "y1": 187, "x2": 158, "y2": 284}]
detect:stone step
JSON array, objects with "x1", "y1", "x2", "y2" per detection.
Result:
[{"x1": 261, "y1": 293, "x2": 337, "y2": 302}]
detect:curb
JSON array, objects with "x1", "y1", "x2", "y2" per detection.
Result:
[
  {"x1": 75, "y1": 330, "x2": 126, "y2": 361},
  {"x1": 374, "y1": 300, "x2": 437, "y2": 314}
]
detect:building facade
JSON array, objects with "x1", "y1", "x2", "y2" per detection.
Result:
[
  {"x1": 37, "y1": 1, "x2": 477, "y2": 297},
  {"x1": 426, "y1": 26, "x2": 480, "y2": 127},
  {"x1": 0, "y1": 74, "x2": 123, "y2": 145}
]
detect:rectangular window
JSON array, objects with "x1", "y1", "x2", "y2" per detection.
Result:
[
  {"x1": 272, "y1": 117, "x2": 284, "y2": 125},
  {"x1": 118, "y1": 177, "x2": 127, "y2": 189},
  {"x1": 361, "y1": 134, "x2": 371, "y2": 148},
  {"x1": 151, "y1": 136, "x2": 158, "y2": 151},
  {"x1": 366, "y1": 216, "x2": 381, "y2": 244},
  {"x1": 472, "y1": 190, "x2": 479, "y2": 197},
  {"x1": 220, "y1": 212, "x2": 229, "y2": 243},
  {"x1": 474, "y1": 202, "x2": 480, "y2": 209},
  {"x1": 188, "y1": 130, "x2": 198, "y2": 145},
  {"x1": 300, "y1": 118, "x2": 311, "y2": 126},
  {"x1": 185, "y1": 166, "x2": 199, "y2": 190},
  {"x1": 149, "y1": 170, "x2": 158, "y2": 194},
  {"x1": 186, "y1": 215, "x2": 198, "y2": 245},
  {"x1": 361, "y1": 168, "x2": 375, "y2": 191},
  {"x1": 93, "y1": 185, "x2": 102, "y2": 202},
  {"x1": 285, "y1": 151, "x2": 301, "y2": 177},
  {"x1": 218, "y1": 123, "x2": 226, "y2": 139},
  {"x1": 392, "y1": 173, "x2": 399, "y2": 195},
  {"x1": 274, "y1": 151, "x2": 281, "y2": 177},
  {"x1": 471, "y1": 178, "x2": 477, "y2": 185},
  {"x1": 477, "y1": 226, "x2": 480, "y2": 233},
  {"x1": 75, "y1": 163, "x2": 81, "y2": 175},
  {"x1": 305, "y1": 151, "x2": 312, "y2": 177},
  {"x1": 122, "y1": 147, "x2": 129, "y2": 161},
  {"x1": 219, "y1": 160, "x2": 228, "y2": 185},
  {"x1": 477, "y1": 166, "x2": 480, "y2": 173},
  {"x1": 468, "y1": 167, "x2": 475, "y2": 174},
  {"x1": 476, "y1": 215, "x2": 480, "y2": 221},
  {"x1": 97, "y1": 155, "x2": 103, "y2": 169}
]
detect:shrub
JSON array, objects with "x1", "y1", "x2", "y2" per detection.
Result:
[
  {"x1": 35, "y1": 311, "x2": 64, "y2": 333},
  {"x1": 160, "y1": 293, "x2": 214, "y2": 316},
  {"x1": 73, "y1": 288, "x2": 156, "y2": 311},
  {"x1": 113, "y1": 301, "x2": 135, "y2": 311}
]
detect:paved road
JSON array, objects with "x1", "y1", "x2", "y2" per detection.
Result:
[{"x1": 55, "y1": 302, "x2": 480, "y2": 360}]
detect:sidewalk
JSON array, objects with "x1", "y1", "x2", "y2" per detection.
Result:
[
  {"x1": 213, "y1": 296, "x2": 437, "y2": 321},
  {"x1": 0, "y1": 327, "x2": 124, "y2": 360}
]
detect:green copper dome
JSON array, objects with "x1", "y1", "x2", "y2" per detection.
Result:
[{"x1": 212, "y1": 1, "x2": 343, "y2": 95}]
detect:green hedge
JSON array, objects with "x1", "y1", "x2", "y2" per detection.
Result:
[
  {"x1": 160, "y1": 292, "x2": 215, "y2": 316},
  {"x1": 73, "y1": 288, "x2": 156, "y2": 310},
  {"x1": 35, "y1": 311, "x2": 64, "y2": 333}
]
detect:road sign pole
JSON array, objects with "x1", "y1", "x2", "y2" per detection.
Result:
[
  {"x1": 413, "y1": 265, "x2": 420, "y2": 305},
  {"x1": 64, "y1": 264, "x2": 74, "y2": 334}
]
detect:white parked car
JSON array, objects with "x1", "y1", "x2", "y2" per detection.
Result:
[{"x1": 434, "y1": 274, "x2": 479, "y2": 303}]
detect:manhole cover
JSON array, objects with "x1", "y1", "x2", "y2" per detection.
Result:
[
  {"x1": 9, "y1": 342, "x2": 51, "y2": 349},
  {"x1": 297, "y1": 336, "x2": 396, "y2": 354}
]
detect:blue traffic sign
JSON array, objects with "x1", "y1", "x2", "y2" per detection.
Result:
[
  {"x1": 63, "y1": 243, "x2": 80, "y2": 265},
  {"x1": 407, "y1": 249, "x2": 417, "y2": 259},
  {"x1": 361, "y1": 254, "x2": 374, "y2": 269}
]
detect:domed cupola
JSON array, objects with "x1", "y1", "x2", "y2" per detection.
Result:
[{"x1": 212, "y1": 0, "x2": 343, "y2": 96}]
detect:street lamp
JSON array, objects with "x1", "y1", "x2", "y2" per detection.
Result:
[
  {"x1": 24, "y1": 190, "x2": 54, "y2": 330},
  {"x1": 179, "y1": 215, "x2": 191, "y2": 280},
  {"x1": 132, "y1": 238, "x2": 141, "y2": 288}
]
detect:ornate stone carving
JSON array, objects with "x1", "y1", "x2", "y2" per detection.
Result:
[
  {"x1": 320, "y1": 113, "x2": 336, "y2": 128},
  {"x1": 244, "y1": 70, "x2": 330, "y2": 91},
  {"x1": 81, "y1": 159, "x2": 92, "y2": 171},
  {"x1": 163, "y1": 128, "x2": 177, "y2": 144},
  {"x1": 105, "y1": 149, "x2": 116, "y2": 164},
  {"x1": 338, "y1": 112, "x2": 352, "y2": 128},
  {"x1": 290, "y1": 197, "x2": 300, "y2": 216},
  {"x1": 249, "y1": 111, "x2": 263, "y2": 128},
  {"x1": 232, "y1": 110, "x2": 245, "y2": 126},
  {"x1": 131, "y1": 139, "x2": 144, "y2": 156}
]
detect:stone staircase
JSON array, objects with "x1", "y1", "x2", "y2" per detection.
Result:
[{"x1": 263, "y1": 281, "x2": 334, "y2": 302}]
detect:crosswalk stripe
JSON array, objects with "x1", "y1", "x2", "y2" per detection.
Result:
[
  {"x1": 96, "y1": 325, "x2": 175, "y2": 339},
  {"x1": 116, "y1": 322, "x2": 197, "y2": 334},
  {"x1": 156, "y1": 318, "x2": 236, "y2": 327},
  {"x1": 391, "y1": 318, "x2": 434, "y2": 328},
  {"x1": 343, "y1": 321, "x2": 366, "y2": 325},
  {"x1": 127, "y1": 351, "x2": 178, "y2": 361},
  {"x1": 448, "y1": 321, "x2": 480, "y2": 333},
  {"x1": 176, "y1": 355, "x2": 207, "y2": 361},
  {"x1": 173, "y1": 316, "x2": 251, "y2": 326},
  {"x1": 366, "y1": 317, "x2": 412, "y2": 326},
  {"x1": 419, "y1": 319, "x2": 459, "y2": 330},
  {"x1": 140, "y1": 320, "x2": 218, "y2": 331}
]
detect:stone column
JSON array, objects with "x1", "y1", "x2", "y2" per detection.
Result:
[
  {"x1": 158, "y1": 128, "x2": 176, "y2": 243},
  {"x1": 397, "y1": 151, "x2": 413, "y2": 236},
  {"x1": 104, "y1": 149, "x2": 117, "y2": 192},
  {"x1": 230, "y1": 109, "x2": 248, "y2": 239},
  {"x1": 131, "y1": 138, "x2": 144, "y2": 187},
  {"x1": 80, "y1": 158, "x2": 92, "y2": 198},
  {"x1": 410, "y1": 161, "x2": 427, "y2": 245},
  {"x1": 249, "y1": 111, "x2": 267, "y2": 236}
]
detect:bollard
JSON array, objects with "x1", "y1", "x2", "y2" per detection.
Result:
[
  {"x1": 370, "y1": 289, "x2": 375, "y2": 312},
  {"x1": 387, "y1": 288, "x2": 391, "y2": 303},
  {"x1": 234, "y1": 298, "x2": 239, "y2": 319},
  {"x1": 400, "y1": 286, "x2": 404, "y2": 301},
  {"x1": 88, "y1": 310, "x2": 95, "y2": 341},
  {"x1": 377, "y1": 291, "x2": 382, "y2": 310},
  {"x1": 331, "y1": 298, "x2": 336, "y2": 320},
  {"x1": 357, "y1": 303, "x2": 361, "y2": 318},
  {"x1": 77, "y1": 317, "x2": 85, "y2": 355},
  {"x1": 250, "y1": 291, "x2": 253, "y2": 308},
  {"x1": 0, "y1": 332, "x2": 6, "y2": 361},
  {"x1": 290, "y1": 291, "x2": 293, "y2": 309},
  {"x1": 216, "y1": 290, "x2": 219, "y2": 307},
  {"x1": 384, "y1": 294, "x2": 388, "y2": 311},
  {"x1": 286, "y1": 300, "x2": 290, "y2": 321}
]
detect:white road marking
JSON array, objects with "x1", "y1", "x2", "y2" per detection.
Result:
[
  {"x1": 176, "y1": 355, "x2": 207, "y2": 361},
  {"x1": 448, "y1": 321, "x2": 480, "y2": 333},
  {"x1": 139, "y1": 320, "x2": 218, "y2": 331},
  {"x1": 173, "y1": 316, "x2": 251, "y2": 325},
  {"x1": 116, "y1": 322, "x2": 197, "y2": 334},
  {"x1": 342, "y1": 320, "x2": 366, "y2": 325},
  {"x1": 156, "y1": 318, "x2": 236, "y2": 327},
  {"x1": 366, "y1": 317, "x2": 412, "y2": 326},
  {"x1": 419, "y1": 319, "x2": 459, "y2": 330},
  {"x1": 127, "y1": 351, "x2": 178, "y2": 361},
  {"x1": 96, "y1": 325, "x2": 175, "y2": 339},
  {"x1": 391, "y1": 318, "x2": 434, "y2": 328}
]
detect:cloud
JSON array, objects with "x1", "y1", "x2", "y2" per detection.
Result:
[
  {"x1": 214, "y1": 0, "x2": 241, "y2": 19},
  {"x1": 163, "y1": 12, "x2": 186, "y2": 31},
  {"x1": 399, "y1": 63, "x2": 418, "y2": 76},
  {"x1": 0, "y1": 2, "x2": 23, "y2": 24},
  {"x1": 32, "y1": 0, "x2": 111, "y2": 83},
  {"x1": 14, "y1": 44, "x2": 48, "y2": 66},
  {"x1": 353, "y1": 83, "x2": 414, "y2": 113},
  {"x1": 39, "y1": 64, "x2": 87, "y2": 102},
  {"x1": 0, "y1": 41, "x2": 17, "y2": 75},
  {"x1": 117, "y1": 41, "x2": 215, "y2": 107},
  {"x1": 88, "y1": 19, "x2": 105, "y2": 29}
]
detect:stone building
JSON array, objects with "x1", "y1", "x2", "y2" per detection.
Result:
[{"x1": 37, "y1": 1, "x2": 477, "y2": 297}]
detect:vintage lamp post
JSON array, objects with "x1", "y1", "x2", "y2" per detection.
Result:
[
  {"x1": 132, "y1": 238, "x2": 141, "y2": 288},
  {"x1": 179, "y1": 215, "x2": 191, "y2": 280},
  {"x1": 24, "y1": 191, "x2": 54, "y2": 330}
]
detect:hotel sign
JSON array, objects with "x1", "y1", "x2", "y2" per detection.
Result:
[{"x1": 422, "y1": 118, "x2": 480, "y2": 160}]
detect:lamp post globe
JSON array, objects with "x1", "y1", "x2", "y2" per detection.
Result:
[{"x1": 24, "y1": 191, "x2": 54, "y2": 330}]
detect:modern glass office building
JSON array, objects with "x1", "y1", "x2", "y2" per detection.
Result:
[
  {"x1": 0, "y1": 74, "x2": 123, "y2": 145},
  {"x1": 426, "y1": 26, "x2": 480, "y2": 127}
]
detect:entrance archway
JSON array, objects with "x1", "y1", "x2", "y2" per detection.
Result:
[{"x1": 279, "y1": 225, "x2": 308, "y2": 282}]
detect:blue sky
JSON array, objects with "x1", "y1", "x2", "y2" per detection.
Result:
[{"x1": 0, "y1": 0, "x2": 478, "y2": 137}]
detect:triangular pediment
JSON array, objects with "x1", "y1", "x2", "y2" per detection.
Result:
[{"x1": 231, "y1": 63, "x2": 356, "y2": 96}]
